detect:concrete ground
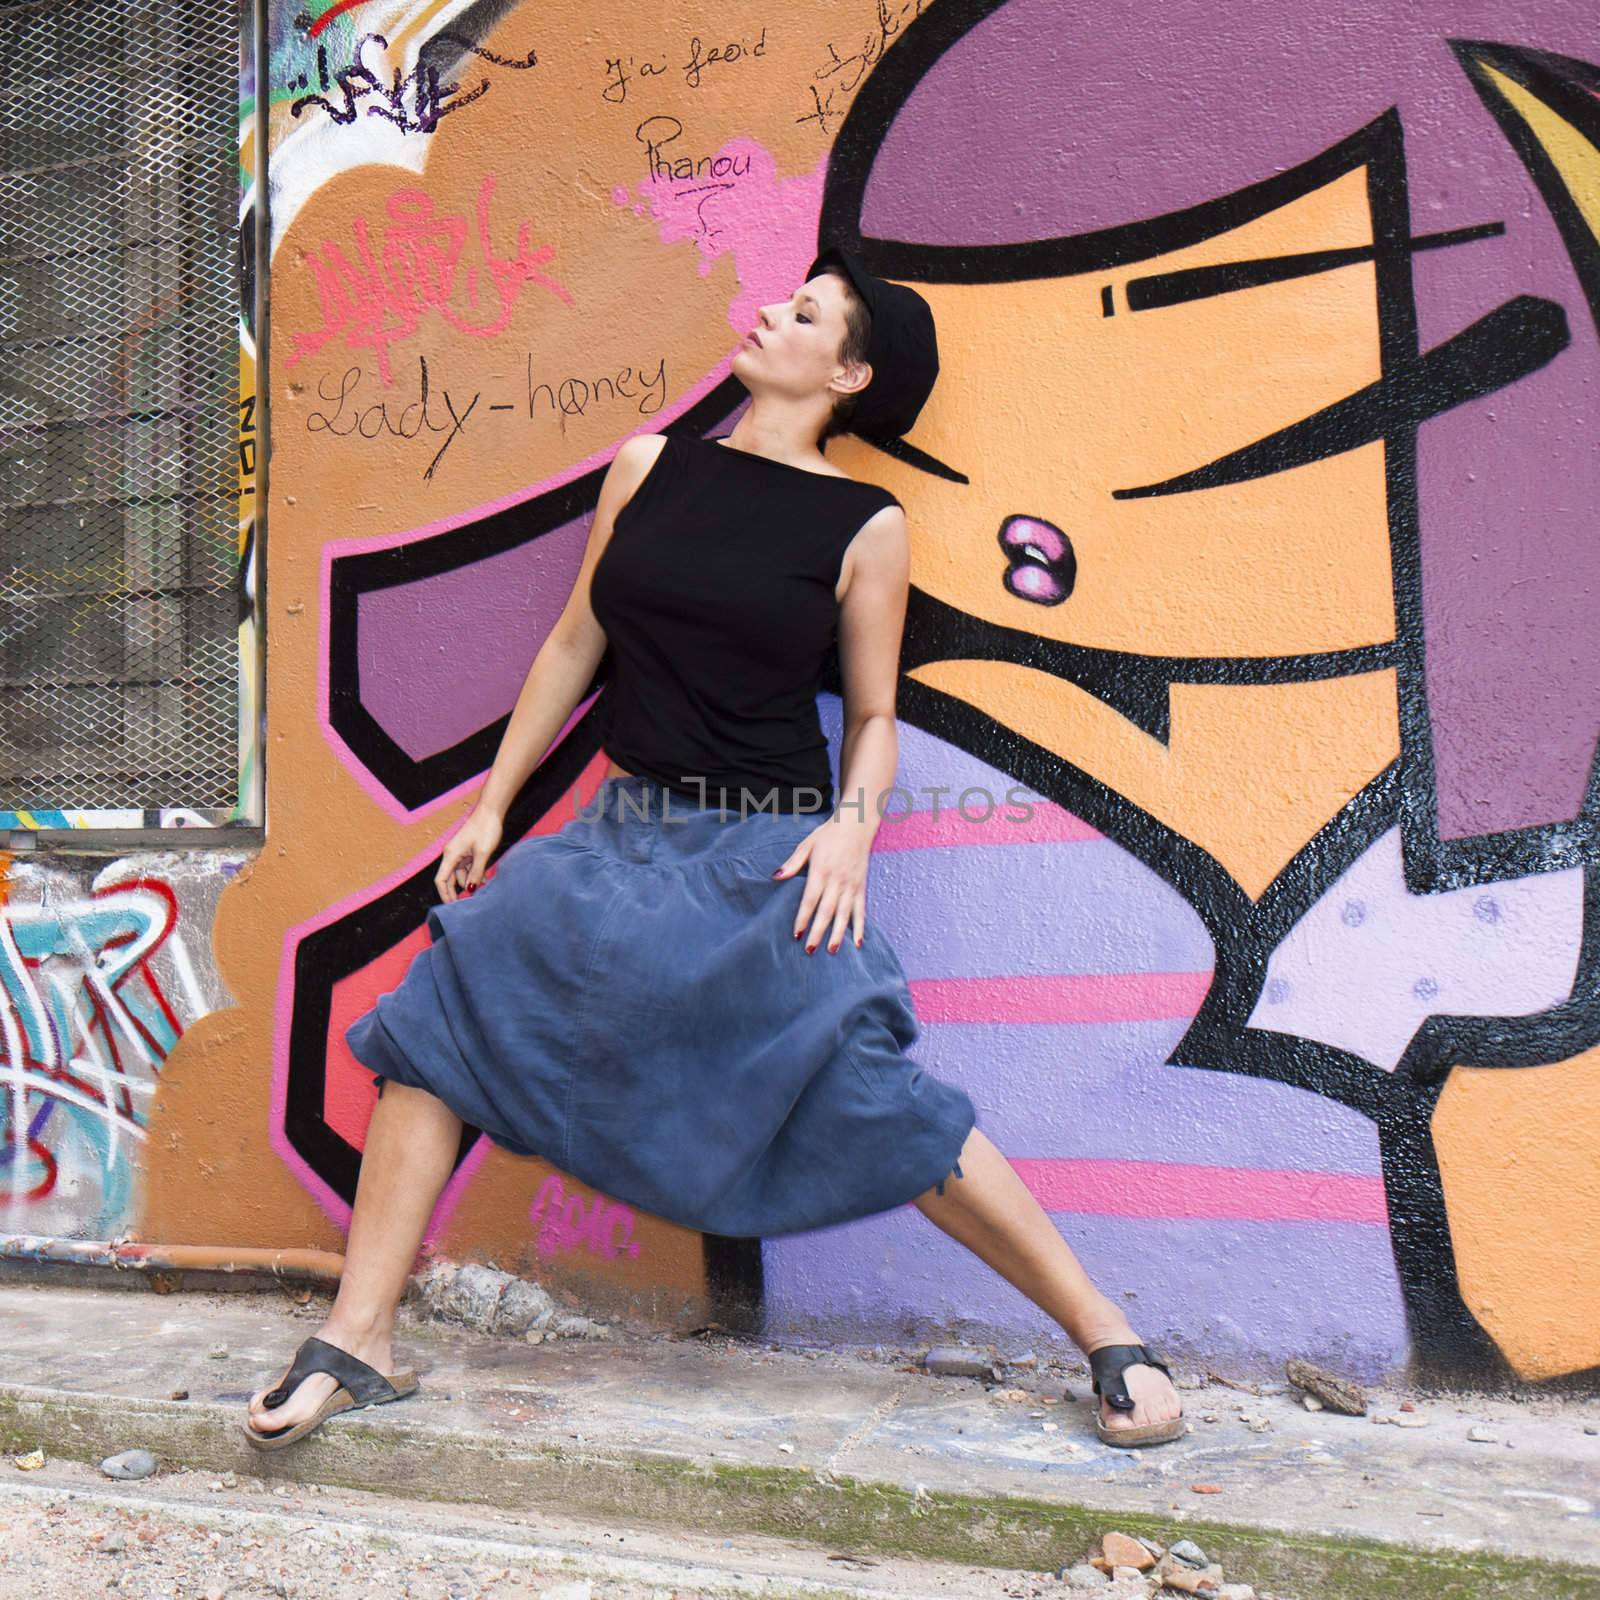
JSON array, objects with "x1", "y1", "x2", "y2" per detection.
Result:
[
  {"x1": 0, "y1": 1455, "x2": 1149, "y2": 1599},
  {"x1": 1, "y1": 1276, "x2": 1596, "y2": 1599}
]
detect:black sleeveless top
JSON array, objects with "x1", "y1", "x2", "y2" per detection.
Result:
[{"x1": 589, "y1": 433, "x2": 902, "y2": 813}]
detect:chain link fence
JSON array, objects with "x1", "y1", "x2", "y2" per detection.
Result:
[{"x1": 0, "y1": 0, "x2": 243, "y2": 817}]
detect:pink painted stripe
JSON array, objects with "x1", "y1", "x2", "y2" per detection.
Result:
[
  {"x1": 909, "y1": 970, "x2": 1211, "y2": 1025},
  {"x1": 1011, "y1": 1156, "x2": 1390, "y2": 1226},
  {"x1": 871, "y1": 800, "x2": 1101, "y2": 852}
]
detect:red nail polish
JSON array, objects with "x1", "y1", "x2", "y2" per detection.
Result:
[
  {"x1": 772, "y1": 869, "x2": 783, "y2": 878},
  {"x1": 805, "y1": 943, "x2": 816, "y2": 954}
]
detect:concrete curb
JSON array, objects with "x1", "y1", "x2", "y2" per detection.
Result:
[{"x1": 5, "y1": 1383, "x2": 1597, "y2": 1600}]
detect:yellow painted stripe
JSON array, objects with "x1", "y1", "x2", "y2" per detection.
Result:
[{"x1": 1481, "y1": 63, "x2": 1600, "y2": 238}]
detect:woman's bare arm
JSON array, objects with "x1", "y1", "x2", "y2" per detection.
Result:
[
  {"x1": 475, "y1": 434, "x2": 668, "y2": 822},
  {"x1": 776, "y1": 502, "x2": 909, "y2": 952},
  {"x1": 833, "y1": 503, "x2": 909, "y2": 836}
]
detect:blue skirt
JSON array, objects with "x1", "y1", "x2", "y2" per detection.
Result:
[{"x1": 345, "y1": 773, "x2": 977, "y2": 1237}]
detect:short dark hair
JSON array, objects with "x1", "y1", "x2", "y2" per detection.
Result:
[{"x1": 817, "y1": 265, "x2": 872, "y2": 447}]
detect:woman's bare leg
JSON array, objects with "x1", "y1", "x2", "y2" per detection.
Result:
[
  {"x1": 911, "y1": 1127, "x2": 1183, "y2": 1436},
  {"x1": 244, "y1": 1080, "x2": 464, "y2": 1436}
]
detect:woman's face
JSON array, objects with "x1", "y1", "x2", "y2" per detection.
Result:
[{"x1": 733, "y1": 270, "x2": 869, "y2": 410}]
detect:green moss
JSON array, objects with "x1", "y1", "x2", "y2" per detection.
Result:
[
  {"x1": 616, "y1": 1455, "x2": 1600, "y2": 1598},
  {"x1": 3, "y1": 1391, "x2": 1596, "y2": 1599}
]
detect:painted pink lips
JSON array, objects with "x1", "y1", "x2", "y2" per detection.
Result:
[{"x1": 999, "y1": 515, "x2": 1076, "y2": 605}]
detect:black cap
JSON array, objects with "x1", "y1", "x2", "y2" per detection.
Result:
[{"x1": 805, "y1": 245, "x2": 939, "y2": 444}]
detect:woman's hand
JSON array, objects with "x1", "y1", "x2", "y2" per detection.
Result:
[
  {"x1": 774, "y1": 815, "x2": 878, "y2": 953},
  {"x1": 435, "y1": 806, "x2": 504, "y2": 902}
]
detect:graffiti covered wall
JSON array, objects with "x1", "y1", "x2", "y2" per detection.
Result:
[
  {"x1": 138, "y1": 0, "x2": 1598, "y2": 1386},
  {"x1": 1, "y1": 849, "x2": 243, "y2": 1238}
]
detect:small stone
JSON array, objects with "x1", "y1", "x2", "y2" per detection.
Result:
[
  {"x1": 1063, "y1": 1562, "x2": 1110, "y2": 1589},
  {"x1": 1168, "y1": 1540, "x2": 1208, "y2": 1567},
  {"x1": 1467, "y1": 1425, "x2": 1499, "y2": 1442},
  {"x1": 1301, "y1": 1394, "x2": 1324, "y2": 1411},
  {"x1": 777, "y1": 1442, "x2": 794, "y2": 1453},
  {"x1": 12, "y1": 1448, "x2": 44, "y2": 1471},
  {"x1": 1190, "y1": 1482, "x2": 1223, "y2": 1493},
  {"x1": 1392, "y1": 1414, "x2": 1431, "y2": 1428},
  {"x1": 1398, "y1": 1399, "x2": 1416, "y2": 1411},
  {"x1": 1006, "y1": 1350, "x2": 1038, "y2": 1369},
  {"x1": 492, "y1": 1277, "x2": 557, "y2": 1337},
  {"x1": 923, "y1": 1345, "x2": 997, "y2": 1378},
  {"x1": 205, "y1": 1587, "x2": 226, "y2": 1600},
  {"x1": 169, "y1": 1389, "x2": 189, "y2": 1401},
  {"x1": 1103, "y1": 1532, "x2": 1155, "y2": 1569},
  {"x1": 1111, "y1": 1565, "x2": 1145, "y2": 1582},
  {"x1": 97, "y1": 1530, "x2": 127, "y2": 1554},
  {"x1": 222, "y1": 1471, "x2": 238, "y2": 1488},
  {"x1": 1284, "y1": 1358, "x2": 1366, "y2": 1415},
  {"x1": 525, "y1": 1330, "x2": 545, "y2": 1344},
  {"x1": 1216, "y1": 1587, "x2": 1256, "y2": 1600},
  {"x1": 1158, "y1": 1566, "x2": 1217, "y2": 1593},
  {"x1": 550, "y1": 1313, "x2": 610, "y2": 1339},
  {"x1": 1584, "y1": 1424, "x2": 1599, "y2": 1435},
  {"x1": 99, "y1": 1449, "x2": 158, "y2": 1481},
  {"x1": 436, "y1": 1263, "x2": 515, "y2": 1330},
  {"x1": 991, "y1": 1386, "x2": 1031, "y2": 1402},
  {"x1": 1136, "y1": 1536, "x2": 1166, "y2": 1559},
  {"x1": 208, "y1": 1343, "x2": 229, "y2": 1359}
]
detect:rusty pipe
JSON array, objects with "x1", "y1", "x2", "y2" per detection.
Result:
[{"x1": 0, "y1": 1233, "x2": 344, "y2": 1285}]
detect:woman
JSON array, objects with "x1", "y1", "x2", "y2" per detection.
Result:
[{"x1": 243, "y1": 247, "x2": 1185, "y2": 1452}]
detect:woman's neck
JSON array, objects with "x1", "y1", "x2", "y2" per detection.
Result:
[{"x1": 723, "y1": 400, "x2": 832, "y2": 467}]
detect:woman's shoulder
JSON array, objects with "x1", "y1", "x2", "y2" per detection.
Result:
[
  {"x1": 608, "y1": 432, "x2": 675, "y2": 500},
  {"x1": 614, "y1": 431, "x2": 673, "y2": 471}
]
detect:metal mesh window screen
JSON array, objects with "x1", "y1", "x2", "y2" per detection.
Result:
[{"x1": 0, "y1": 0, "x2": 242, "y2": 815}]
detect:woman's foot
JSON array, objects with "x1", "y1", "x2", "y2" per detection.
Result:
[
  {"x1": 1084, "y1": 1325, "x2": 1184, "y2": 1438},
  {"x1": 243, "y1": 1322, "x2": 393, "y2": 1440},
  {"x1": 1094, "y1": 1354, "x2": 1183, "y2": 1436}
]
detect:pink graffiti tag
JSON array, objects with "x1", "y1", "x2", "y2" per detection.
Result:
[
  {"x1": 284, "y1": 175, "x2": 572, "y2": 384},
  {"x1": 529, "y1": 1174, "x2": 642, "y2": 1263}
]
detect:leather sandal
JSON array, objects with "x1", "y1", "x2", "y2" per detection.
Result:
[
  {"x1": 242, "y1": 1335, "x2": 419, "y2": 1451},
  {"x1": 1088, "y1": 1342, "x2": 1185, "y2": 1447}
]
